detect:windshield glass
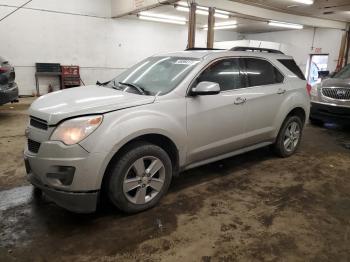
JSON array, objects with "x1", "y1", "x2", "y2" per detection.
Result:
[
  {"x1": 106, "y1": 56, "x2": 200, "y2": 95},
  {"x1": 334, "y1": 64, "x2": 350, "y2": 79}
]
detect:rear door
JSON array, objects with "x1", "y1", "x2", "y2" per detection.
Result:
[
  {"x1": 186, "y1": 58, "x2": 247, "y2": 164},
  {"x1": 239, "y1": 57, "x2": 286, "y2": 146}
]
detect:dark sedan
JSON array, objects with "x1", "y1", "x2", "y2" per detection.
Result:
[{"x1": 0, "y1": 56, "x2": 18, "y2": 105}]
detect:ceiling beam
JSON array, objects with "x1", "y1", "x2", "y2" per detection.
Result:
[
  {"x1": 111, "y1": 0, "x2": 178, "y2": 18},
  {"x1": 196, "y1": 0, "x2": 347, "y2": 30}
]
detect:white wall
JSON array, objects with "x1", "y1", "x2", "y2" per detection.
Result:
[
  {"x1": 242, "y1": 28, "x2": 345, "y2": 74},
  {"x1": 0, "y1": 0, "x2": 205, "y2": 95}
]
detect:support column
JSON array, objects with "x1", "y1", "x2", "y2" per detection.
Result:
[
  {"x1": 344, "y1": 25, "x2": 350, "y2": 66},
  {"x1": 187, "y1": 2, "x2": 196, "y2": 49},
  {"x1": 207, "y1": 7, "x2": 215, "y2": 48}
]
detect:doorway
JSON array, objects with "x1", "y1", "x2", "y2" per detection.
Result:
[{"x1": 306, "y1": 54, "x2": 329, "y2": 86}]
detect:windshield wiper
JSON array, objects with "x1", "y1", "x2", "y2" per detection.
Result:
[
  {"x1": 96, "y1": 80, "x2": 110, "y2": 86},
  {"x1": 119, "y1": 82, "x2": 148, "y2": 95}
]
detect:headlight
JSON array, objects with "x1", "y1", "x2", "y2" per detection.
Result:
[
  {"x1": 50, "y1": 115, "x2": 103, "y2": 145},
  {"x1": 310, "y1": 83, "x2": 320, "y2": 97}
]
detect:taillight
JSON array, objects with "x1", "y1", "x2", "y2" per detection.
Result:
[
  {"x1": 306, "y1": 83, "x2": 312, "y2": 96},
  {"x1": 0, "y1": 67, "x2": 8, "y2": 73}
]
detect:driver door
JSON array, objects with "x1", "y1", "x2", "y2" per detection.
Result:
[{"x1": 186, "y1": 58, "x2": 247, "y2": 164}]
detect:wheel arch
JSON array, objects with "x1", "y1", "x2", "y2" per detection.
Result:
[
  {"x1": 100, "y1": 133, "x2": 180, "y2": 191},
  {"x1": 286, "y1": 107, "x2": 306, "y2": 125},
  {"x1": 274, "y1": 106, "x2": 307, "y2": 139}
]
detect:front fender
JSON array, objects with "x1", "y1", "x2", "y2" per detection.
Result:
[{"x1": 79, "y1": 101, "x2": 187, "y2": 189}]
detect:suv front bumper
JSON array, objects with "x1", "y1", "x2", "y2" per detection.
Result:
[
  {"x1": 23, "y1": 141, "x2": 107, "y2": 213},
  {"x1": 26, "y1": 163, "x2": 99, "y2": 213},
  {"x1": 310, "y1": 102, "x2": 350, "y2": 124}
]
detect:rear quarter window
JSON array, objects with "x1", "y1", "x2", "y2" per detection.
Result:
[
  {"x1": 278, "y1": 59, "x2": 306, "y2": 80},
  {"x1": 241, "y1": 58, "x2": 284, "y2": 87}
]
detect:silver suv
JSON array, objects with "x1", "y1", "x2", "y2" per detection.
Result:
[
  {"x1": 24, "y1": 49, "x2": 310, "y2": 213},
  {"x1": 310, "y1": 63, "x2": 350, "y2": 125}
]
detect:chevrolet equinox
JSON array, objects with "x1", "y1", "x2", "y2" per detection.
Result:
[{"x1": 24, "y1": 48, "x2": 310, "y2": 213}]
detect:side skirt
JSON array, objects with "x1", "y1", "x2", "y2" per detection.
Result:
[{"x1": 182, "y1": 141, "x2": 273, "y2": 171}]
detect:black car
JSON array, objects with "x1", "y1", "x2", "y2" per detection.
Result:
[{"x1": 0, "y1": 56, "x2": 18, "y2": 105}]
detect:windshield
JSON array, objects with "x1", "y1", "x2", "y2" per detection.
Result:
[
  {"x1": 106, "y1": 56, "x2": 200, "y2": 95},
  {"x1": 334, "y1": 64, "x2": 350, "y2": 79}
]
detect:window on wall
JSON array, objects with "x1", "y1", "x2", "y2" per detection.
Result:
[
  {"x1": 241, "y1": 58, "x2": 284, "y2": 87},
  {"x1": 197, "y1": 58, "x2": 245, "y2": 91}
]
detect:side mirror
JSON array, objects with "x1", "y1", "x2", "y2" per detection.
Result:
[{"x1": 191, "y1": 81, "x2": 220, "y2": 96}]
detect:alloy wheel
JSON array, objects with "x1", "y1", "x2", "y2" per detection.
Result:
[
  {"x1": 283, "y1": 121, "x2": 301, "y2": 152},
  {"x1": 122, "y1": 156, "x2": 165, "y2": 205}
]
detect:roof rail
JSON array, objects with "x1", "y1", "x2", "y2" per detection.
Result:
[
  {"x1": 230, "y1": 46, "x2": 284, "y2": 54},
  {"x1": 185, "y1": 47, "x2": 224, "y2": 51}
]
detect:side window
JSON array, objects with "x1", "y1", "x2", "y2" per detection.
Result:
[
  {"x1": 241, "y1": 58, "x2": 284, "y2": 87},
  {"x1": 196, "y1": 58, "x2": 245, "y2": 91},
  {"x1": 278, "y1": 59, "x2": 306, "y2": 80}
]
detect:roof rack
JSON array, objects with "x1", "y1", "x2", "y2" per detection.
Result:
[
  {"x1": 185, "y1": 47, "x2": 224, "y2": 51},
  {"x1": 230, "y1": 46, "x2": 284, "y2": 54}
]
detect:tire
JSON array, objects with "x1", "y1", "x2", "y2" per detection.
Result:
[
  {"x1": 273, "y1": 115, "x2": 303, "y2": 158},
  {"x1": 107, "y1": 141, "x2": 172, "y2": 213}
]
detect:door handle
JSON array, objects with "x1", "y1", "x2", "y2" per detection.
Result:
[
  {"x1": 234, "y1": 97, "x2": 247, "y2": 105},
  {"x1": 277, "y1": 88, "x2": 286, "y2": 95}
]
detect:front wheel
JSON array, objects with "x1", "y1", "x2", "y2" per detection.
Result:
[
  {"x1": 107, "y1": 141, "x2": 172, "y2": 213},
  {"x1": 273, "y1": 116, "x2": 303, "y2": 157}
]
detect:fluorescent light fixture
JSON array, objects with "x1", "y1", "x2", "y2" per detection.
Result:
[
  {"x1": 203, "y1": 25, "x2": 237, "y2": 30},
  {"x1": 203, "y1": 21, "x2": 237, "y2": 30},
  {"x1": 139, "y1": 15, "x2": 186, "y2": 25},
  {"x1": 268, "y1": 21, "x2": 303, "y2": 29},
  {"x1": 293, "y1": 0, "x2": 314, "y2": 5},
  {"x1": 175, "y1": 2, "x2": 230, "y2": 19},
  {"x1": 214, "y1": 13, "x2": 230, "y2": 19},
  {"x1": 205, "y1": 21, "x2": 237, "y2": 27},
  {"x1": 139, "y1": 11, "x2": 186, "y2": 22},
  {"x1": 138, "y1": 11, "x2": 186, "y2": 25}
]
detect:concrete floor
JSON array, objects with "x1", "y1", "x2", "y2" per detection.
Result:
[{"x1": 0, "y1": 98, "x2": 350, "y2": 261}]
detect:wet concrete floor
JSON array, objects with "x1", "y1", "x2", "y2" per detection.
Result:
[{"x1": 0, "y1": 99, "x2": 350, "y2": 261}]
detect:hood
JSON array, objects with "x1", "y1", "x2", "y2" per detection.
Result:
[
  {"x1": 29, "y1": 85, "x2": 155, "y2": 125},
  {"x1": 322, "y1": 78, "x2": 350, "y2": 88}
]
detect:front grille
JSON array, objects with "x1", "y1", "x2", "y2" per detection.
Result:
[
  {"x1": 322, "y1": 87, "x2": 350, "y2": 100},
  {"x1": 28, "y1": 139, "x2": 41, "y2": 154},
  {"x1": 30, "y1": 117, "x2": 48, "y2": 130}
]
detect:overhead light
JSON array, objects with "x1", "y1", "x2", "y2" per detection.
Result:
[
  {"x1": 206, "y1": 21, "x2": 237, "y2": 26},
  {"x1": 268, "y1": 21, "x2": 304, "y2": 29},
  {"x1": 203, "y1": 21, "x2": 237, "y2": 30},
  {"x1": 175, "y1": 2, "x2": 230, "y2": 19},
  {"x1": 214, "y1": 13, "x2": 230, "y2": 19},
  {"x1": 203, "y1": 25, "x2": 237, "y2": 30},
  {"x1": 293, "y1": 0, "x2": 314, "y2": 5},
  {"x1": 138, "y1": 11, "x2": 186, "y2": 25}
]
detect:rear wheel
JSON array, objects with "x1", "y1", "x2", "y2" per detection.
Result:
[
  {"x1": 273, "y1": 116, "x2": 303, "y2": 157},
  {"x1": 107, "y1": 142, "x2": 172, "y2": 213}
]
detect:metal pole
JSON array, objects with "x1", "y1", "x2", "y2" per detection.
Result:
[
  {"x1": 344, "y1": 28, "x2": 350, "y2": 66},
  {"x1": 187, "y1": 2, "x2": 196, "y2": 49},
  {"x1": 207, "y1": 7, "x2": 215, "y2": 48}
]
